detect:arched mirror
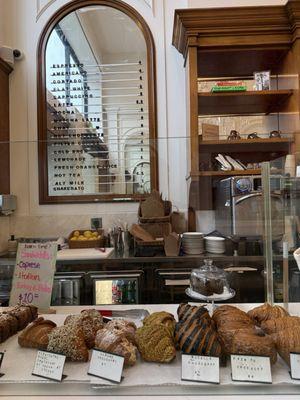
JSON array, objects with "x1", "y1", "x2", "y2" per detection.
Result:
[{"x1": 37, "y1": 0, "x2": 157, "y2": 203}]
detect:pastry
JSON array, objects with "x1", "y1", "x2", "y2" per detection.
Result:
[
  {"x1": 248, "y1": 303, "x2": 289, "y2": 325},
  {"x1": 261, "y1": 316, "x2": 300, "y2": 334},
  {"x1": 8, "y1": 305, "x2": 34, "y2": 330},
  {"x1": 0, "y1": 313, "x2": 18, "y2": 342},
  {"x1": 177, "y1": 303, "x2": 210, "y2": 323},
  {"x1": 64, "y1": 311, "x2": 104, "y2": 349},
  {"x1": 105, "y1": 319, "x2": 137, "y2": 344},
  {"x1": 175, "y1": 304, "x2": 222, "y2": 357},
  {"x1": 95, "y1": 328, "x2": 137, "y2": 366},
  {"x1": 213, "y1": 305, "x2": 256, "y2": 354},
  {"x1": 136, "y1": 323, "x2": 176, "y2": 363},
  {"x1": 18, "y1": 317, "x2": 56, "y2": 349},
  {"x1": 143, "y1": 312, "x2": 175, "y2": 335},
  {"x1": 231, "y1": 330, "x2": 277, "y2": 364},
  {"x1": 273, "y1": 327, "x2": 300, "y2": 365},
  {"x1": 0, "y1": 304, "x2": 38, "y2": 343},
  {"x1": 81, "y1": 309, "x2": 104, "y2": 332},
  {"x1": 47, "y1": 324, "x2": 89, "y2": 362}
]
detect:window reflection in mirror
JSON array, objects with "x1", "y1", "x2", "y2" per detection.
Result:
[{"x1": 41, "y1": 3, "x2": 156, "y2": 202}]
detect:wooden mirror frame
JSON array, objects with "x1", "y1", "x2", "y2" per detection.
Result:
[{"x1": 37, "y1": 0, "x2": 158, "y2": 204}]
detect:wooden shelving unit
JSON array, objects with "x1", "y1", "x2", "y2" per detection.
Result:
[
  {"x1": 198, "y1": 90, "x2": 293, "y2": 116},
  {"x1": 173, "y1": 0, "x2": 300, "y2": 230}
]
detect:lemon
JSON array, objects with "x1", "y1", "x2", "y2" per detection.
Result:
[
  {"x1": 73, "y1": 230, "x2": 80, "y2": 237},
  {"x1": 84, "y1": 230, "x2": 92, "y2": 238},
  {"x1": 70, "y1": 236, "x2": 77, "y2": 241}
]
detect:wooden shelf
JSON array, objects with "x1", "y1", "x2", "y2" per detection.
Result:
[
  {"x1": 199, "y1": 137, "x2": 293, "y2": 146},
  {"x1": 197, "y1": 48, "x2": 289, "y2": 78},
  {"x1": 192, "y1": 169, "x2": 261, "y2": 177},
  {"x1": 198, "y1": 90, "x2": 293, "y2": 116}
]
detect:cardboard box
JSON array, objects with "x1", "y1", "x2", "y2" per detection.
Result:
[{"x1": 201, "y1": 123, "x2": 219, "y2": 141}]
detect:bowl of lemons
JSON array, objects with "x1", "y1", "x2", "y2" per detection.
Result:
[{"x1": 68, "y1": 230, "x2": 103, "y2": 249}]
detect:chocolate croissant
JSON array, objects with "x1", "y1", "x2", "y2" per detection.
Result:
[
  {"x1": 175, "y1": 304, "x2": 222, "y2": 357},
  {"x1": 18, "y1": 317, "x2": 56, "y2": 349}
]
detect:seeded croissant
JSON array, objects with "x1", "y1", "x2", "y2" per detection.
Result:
[{"x1": 136, "y1": 323, "x2": 176, "y2": 363}]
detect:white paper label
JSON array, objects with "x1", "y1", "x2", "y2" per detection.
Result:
[
  {"x1": 32, "y1": 350, "x2": 66, "y2": 382},
  {"x1": 181, "y1": 354, "x2": 220, "y2": 384},
  {"x1": 290, "y1": 353, "x2": 300, "y2": 380},
  {"x1": 88, "y1": 350, "x2": 124, "y2": 383},
  {"x1": 231, "y1": 355, "x2": 272, "y2": 383}
]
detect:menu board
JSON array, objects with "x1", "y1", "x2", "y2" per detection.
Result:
[
  {"x1": 9, "y1": 243, "x2": 57, "y2": 309},
  {"x1": 44, "y1": 8, "x2": 152, "y2": 200}
]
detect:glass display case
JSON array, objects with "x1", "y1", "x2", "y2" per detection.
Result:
[{"x1": 262, "y1": 157, "x2": 300, "y2": 306}]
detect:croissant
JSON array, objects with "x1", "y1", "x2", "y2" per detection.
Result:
[
  {"x1": 177, "y1": 303, "x2": 210, "y2": 323},
  {"x1": 136, "y1": 323, "x2": 176, "y2": 363},
  {"x1": 175, "y1": 304, "x2": 222, "y2": 357},
  {"x1": 213, "y1": 305, "x2": 254, "y2": 328},
  {"x1": 64, "y1": 310, "x2": 104, "y2": 349},
  {"x1": 261, "y1": 316, "x2": 300, "y2": 334},
  {"x1": 248, "y1": 303, "x2": 289, "y2": 325},
  {"x1": 231, "y1": 330, "x2": 277, "y2": 364},
  {"x1": 47, "y1": 324, "x2": 89, "y2": 362},
  {"x1": 18, "y1": 317, "x2": 56, "y2": 349},
  {"x1": 143, "y1": 312, "x2": 176, "y2": 335},
  {"x1": 273, "y1": 326, "x2": 300, "y2": 365},
  {"x1": 95, "y1": 328, "x2": 137, "y2": 366},
  {"x1": 213, "y1": 305, "x2": 256, "y2": 355},
  {"x1": 105, "y1": 319, "x2": 137, "y2": 345}
]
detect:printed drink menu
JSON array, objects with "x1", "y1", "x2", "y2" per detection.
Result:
[{"x1": 9, "y1": 243, "x2": 57, "y2": 309}]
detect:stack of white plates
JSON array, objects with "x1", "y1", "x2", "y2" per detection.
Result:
[
  {"x1": 182, "y1": 232, "x2": 204, "y2": 255},
  {"x1": 204, "y1": 236, "x2": 226, "y2": 254}
]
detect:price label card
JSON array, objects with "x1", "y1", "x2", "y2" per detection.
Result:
[
  {"x1": 181, "y1": 354, "x2": 220, "y2": 384},
  {"x1": 290, "y1": 353, "x2": 300, "y2": 380},
  {"x1": 88, "y1": 349, "x2": 124, "y2": 383},
  {"x1": 32, "y1": 350, "x2": 66, "y2": 382},
  {"x1": 0, "y1": 352, "x2": 4, "y2": 378},
  {"x1": 231, "y1": 355, "x2": 272, "y2": 384}
]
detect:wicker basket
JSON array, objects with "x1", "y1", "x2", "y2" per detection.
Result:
[
  {"x1": 138, "y1": 200, "x2": 172, "y2": 223},
  {"x1": 68, "y1": 230, "x2": 104, "y2": 249}
]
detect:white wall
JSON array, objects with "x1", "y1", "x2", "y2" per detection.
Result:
[{"x1": 0, "y1": 0, "x2": 287, "y2": 245}]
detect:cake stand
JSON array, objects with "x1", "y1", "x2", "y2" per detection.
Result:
[{"x1": 185, "y1": 287, "x2": 236, "y2": 311}]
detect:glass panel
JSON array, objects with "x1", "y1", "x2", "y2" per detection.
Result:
[{"x1": 262, "y1": 154, "x2": 300, "y2": 306}]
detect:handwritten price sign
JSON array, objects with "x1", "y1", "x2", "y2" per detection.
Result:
[{"x1": 9, "y1": 243, "x2": 57, "y2": 309}]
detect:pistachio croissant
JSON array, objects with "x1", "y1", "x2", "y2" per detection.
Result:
[
  {"x1": 143, "y1": 311, "x2": 176, "y2": 335},
  {"x1": 136, "y1": 323, "x2": 176, "y2": 363}
]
